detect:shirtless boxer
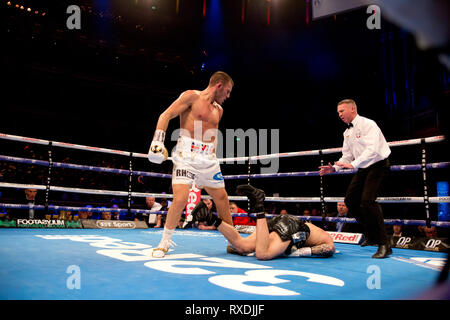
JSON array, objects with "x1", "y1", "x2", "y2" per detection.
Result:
[
  {"x1": 148, "y1": 71, "x2": 234, "y2": 258},
  {"x1": 192, "y1": 185, "x2": 335, "y2": 260}
]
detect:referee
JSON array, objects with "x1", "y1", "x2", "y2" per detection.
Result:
[{"x1": 319, "y1": 99, "x2": 392, "y2": 258}]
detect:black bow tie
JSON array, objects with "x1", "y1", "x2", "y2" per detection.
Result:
[{"x1": 347, "y1": 123, "x2": 353, "y2": 129}]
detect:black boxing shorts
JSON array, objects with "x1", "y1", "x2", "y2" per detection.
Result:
[{"x1": 267, "y1": 214, "x2": 311, "y2": 254}]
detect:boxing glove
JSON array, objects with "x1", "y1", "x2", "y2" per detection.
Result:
[
  {"x1": 191, "y1": 201, "x2": 222, "y2": 228},
  {"x1": 148, "y1": 130, "x2": 168, "y2": 164},
  {"x1": 236, "y1": 184, "x2": 265, "y2": 213}
]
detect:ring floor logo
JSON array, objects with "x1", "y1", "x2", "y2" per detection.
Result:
[
  {"x1": 391, "y1": 256, "x2": 447, "y2": 271},
  {"x1": 142, "y1": 230, "x2": 223, "y2": 238},
  {"x1": 35, "y1": 234, "x2": 344, "y2": 296}
]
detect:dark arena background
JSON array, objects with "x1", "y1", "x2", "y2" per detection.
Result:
[{"x1": 0, "y1": 0, "x2": 449, "y2": 308}]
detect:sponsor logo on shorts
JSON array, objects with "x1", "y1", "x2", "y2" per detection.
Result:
[
  {"x1": 213, "y1": 172, "x2": 223, "y2": 181},
  {"x1": 175, "y1": 169, "x2": 196, "y2": 180},
  {"x1": 190, "y1": 141, "x2": 212, "y2": 154}
]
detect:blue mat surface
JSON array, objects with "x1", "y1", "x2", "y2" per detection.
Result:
[{"x1": 0, "y1": 228, "x2": 447, "y2": 300}]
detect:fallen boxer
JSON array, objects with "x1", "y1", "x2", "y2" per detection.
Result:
[{"x1": 192, "y1": 184, "x2": 335, "y2": 260}]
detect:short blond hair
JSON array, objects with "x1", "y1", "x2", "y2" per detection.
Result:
[
  {"x1": 337, "y1": 99, "x2": 356, "y2": 106},
  {"x1": 209, "y1": 71, "x2": 234, "y2": 87},
  {"x1": 337, "y1": 99, "x2": 357, "y2": 111}
]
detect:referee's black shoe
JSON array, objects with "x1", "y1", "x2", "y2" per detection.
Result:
[{"x1": 372, "y1": 244, "x2": 392, "y2": 259}]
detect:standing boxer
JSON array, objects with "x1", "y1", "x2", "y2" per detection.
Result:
[
  {"x1": 319, "y1": 99, "x2": 391, "y2": 258},
  {"x1": 148, "y1": 71, "x2": 234, "y2": 257}
]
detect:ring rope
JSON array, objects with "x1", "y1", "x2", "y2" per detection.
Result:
[
  {"x1": 0, "y1": 203, "x2": 155, "y2": 214},
  {"x1": 1, "y1": 132, "x2": 447, "y2": 229},
  {"x1": 0, "y1": 155, "x2": 448, "y2": 180},
  {"x1": 0, "y1": 181, "x2": 174, "y2": 199},
  {"x1": 0, "y1": 155, "x2": 172, "y2": 178},
  {"x1": 1, "y1": 203, "x2": 449, "y2": 228},
  {"x1": 0, "y1": 132, "x2": 445, "y2": 162},
  {"x1": 298, "y1": 215, "x2": 450, "y2": 227},
  {"x1": 0, "y1": 182, "x2": 449, "y2": 203},
  {"x1": 0, "y1": 132, "x2": 147, "y2": 158},
  {"x1": 223, "y1": 162, "x2": 450, "y2": 179}
]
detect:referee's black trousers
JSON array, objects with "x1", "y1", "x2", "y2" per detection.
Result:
[{"x1": 344, "y1": 159, "x2": 390, "y2": 245}]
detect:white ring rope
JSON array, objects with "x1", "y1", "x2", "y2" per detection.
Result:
[
  {"x1": 1, "y1": 133, "x2": 447, "y2": 217},
  {"x1": 0, "y1": 132, "x2": 445, "y2": 162},
  {"x1": 1, "y1": 182, "x2": 448, "y2": 203},
  {"x1": 2, "y1": 203, "x2": 448, "y2": 227}
]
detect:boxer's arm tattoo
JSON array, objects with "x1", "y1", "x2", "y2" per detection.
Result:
[{"x1": 311, "y1": 244, "x2": 335, "y2": 257}]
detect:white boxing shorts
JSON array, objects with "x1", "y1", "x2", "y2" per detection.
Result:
[{"x1": 171, "y1": 136, "x2": 225, "y2": 189}]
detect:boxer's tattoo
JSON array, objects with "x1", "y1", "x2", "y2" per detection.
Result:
[{"x1": 311, "y1": 244, "x2": 335, "y2": 257}]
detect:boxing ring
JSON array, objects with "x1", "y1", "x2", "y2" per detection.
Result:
[{"x1": 0, "y1": 132, "x2": 449, "y2": 301}]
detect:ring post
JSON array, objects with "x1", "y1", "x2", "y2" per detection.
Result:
[
  {"x1": 247, "y1": 156, "x2": 251, "y2": 212},
  {"x1": 45, "y1": 141, "x2": 53, "y2": 215},
  {"x1": 421, "y1": 139, "x2": 431, "y2": 228},
  {"x1": 319, "y1": 149, "x2": 327, "y2": 228},
  {"x1": 127, "y1": 152, "x2": 133, "y2": 220}
]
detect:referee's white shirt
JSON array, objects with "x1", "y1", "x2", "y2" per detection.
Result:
[{"x1": 333, "y1": 114, "x2": 391, "y2": 172}]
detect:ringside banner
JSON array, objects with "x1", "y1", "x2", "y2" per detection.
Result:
[
  {"x1": 6, "y1": 219, "x2": 82, "y2": 229},
  {"x1": 326, "y1": 231, "x2": 449, "y2": 252},
  {"x1": 327, "y1": 231, "x2": 364, "y2": 244},
  {"x1": 81, "y1": 219, "x2": 148, "y2": 229},
  {"x1": 391, "y1": 236, "x2": 448, "y2": 252}
]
